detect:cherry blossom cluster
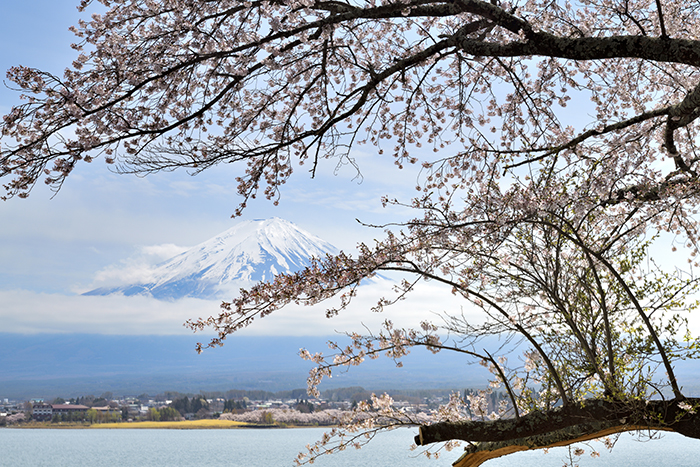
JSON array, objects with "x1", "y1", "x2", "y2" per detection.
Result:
[
  {"x1": 3, "y1": 0, "x2": 700, "y2": 213},
  {"x1": 220, "y1": 408, "x2": 345, "y2": 426}
]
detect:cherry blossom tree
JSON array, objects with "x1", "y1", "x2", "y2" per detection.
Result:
[{"x1": 5, "y1": 0, "x2": 700, "y2": 465}]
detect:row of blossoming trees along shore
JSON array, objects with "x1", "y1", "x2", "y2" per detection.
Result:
[
  {"x1": 5, "y1": 0, "x2": 700, "y2": 466},
  {"x1": 14, "y1": 390, "x2": 491, "y2": 427}
]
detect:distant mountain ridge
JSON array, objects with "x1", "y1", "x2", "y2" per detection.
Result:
[
  {"x1": 0, "y1": 333, "x2": 493, "y2": 399},
  {"x1": 84, "y1": 218, "x2": 338, "y2": 300}
]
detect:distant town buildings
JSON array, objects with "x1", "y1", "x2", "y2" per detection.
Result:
[
  {"x1": 32, "y1": 403, "x2": 89, "y2": 421},
  {"x1": 0, "y1": 387, "x2": 507, "y2": 427}
]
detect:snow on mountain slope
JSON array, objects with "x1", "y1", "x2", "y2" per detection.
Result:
[{"x1": 84, "y1": 218, "x2": 339, "y2": 300}]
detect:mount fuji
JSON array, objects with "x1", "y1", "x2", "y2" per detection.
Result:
[{"x1": 84, "y1": 217, "x2": 339, "y2": 300}]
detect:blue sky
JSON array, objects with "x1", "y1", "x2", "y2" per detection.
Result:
[
  {"x1": 6, "y1": 2, "x2": 695, "y2": 340},
  {"x1": 0, "y1": 1, "x2": 467, "y2": 336}
]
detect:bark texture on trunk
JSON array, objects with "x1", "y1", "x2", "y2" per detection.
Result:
[
  {"x1": 414, "y1": 398, "x2": 700, "y2": 467},
  {"x1": 451, "y1": 424, "x2": 672, "y2": 467}
]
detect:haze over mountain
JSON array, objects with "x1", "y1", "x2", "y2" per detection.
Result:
[
  {"x1": 0, "y1": 333, "x2": 494, "y2": 399},
  {"x1": 84, "y1": 218, "x2": 338, "y2": 300}
]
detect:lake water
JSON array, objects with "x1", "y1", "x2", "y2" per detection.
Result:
[{"x1": 1, "y1": 427, "x2": 699, "y2": 466}]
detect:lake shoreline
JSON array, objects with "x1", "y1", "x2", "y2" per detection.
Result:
[{"x1": 5, "y1": 419, "x2": 324, "y2": 429}]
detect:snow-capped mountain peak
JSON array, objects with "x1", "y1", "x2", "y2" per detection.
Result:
[{"x1": 84, "y1": 218, "x2": 338, "y2": 300}]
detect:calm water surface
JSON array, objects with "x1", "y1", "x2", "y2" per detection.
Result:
[{"x1": 1, "y1": 427, "x2": 698, "y2": 466}]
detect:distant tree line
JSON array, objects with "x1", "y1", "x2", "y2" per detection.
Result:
[
  {"x1": 170, "y1": 396, "x2": 209, "y2": 417},
  {"x1": 294, "y1": 400, "x2": 315, "y2": 414},
  {"x1": 85, "y1": 409, "x2": 122, "y2": 424},
  {"x1": 145, "y1": 406, "x2": 182, "y2": 422},
  {"x1": 166, "y1": 386, "x2": 467, "y2": 402},
  {"x1": 53, "y1": 392, "x2": 116, "y2": 408},
  {"x1": 31, "y1": 386, "x2": 489, "y2": 426},
  {"x1": 223, "y1": 399, "x2": 247, "y2": 412}
]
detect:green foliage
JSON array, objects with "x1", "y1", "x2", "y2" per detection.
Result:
[
  {"x1": 158, "y1": 406, "x2": 182, "y2": 421},
  {"x1": 262, "y1": 411, "x2": 274, "y2": 425},
  {"x1": 146, "y1": 407, "x2": 161, "y2": 421},
  {"x1": 223, "y1": 399, "x2": 247, "y2": 412},
  {"x1": 171, "y1": 396, "x2": 209, "y2": 416}
]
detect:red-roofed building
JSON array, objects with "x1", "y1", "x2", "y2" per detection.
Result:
[
  {"x1": 51, "y1": 404, "x2": 89, "y2": 416},
  {"x1": 31, "y1": 403, "x2": 90, "y2": 421}
]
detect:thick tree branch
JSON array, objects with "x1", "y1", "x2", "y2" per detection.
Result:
[
  {"x1": 416, "y1": 398, "x2": 700, "y2": 446},
  {"x1": 451, "y1": 423, "x2": 672, "y2": 467},
  {"x1": 456, "y1": 33, "x2": 700, "y2": 66}
]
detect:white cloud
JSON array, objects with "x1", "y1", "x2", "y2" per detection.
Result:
[
  {"x1": 0, "y1": 290, "x2": 203, "y2": 335},
  {"x1": 90, "y1": 261, "x2": 157, "y2": 289},
  {"x1": 86, "y1": 243, "x2": 190, "y2": 290},
  {"x1": 141, "y1": 243, "x2": 190, "y2": 260},
  {"x1": 0, "y1": 279, "x2": 479, "y2": 337}
]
